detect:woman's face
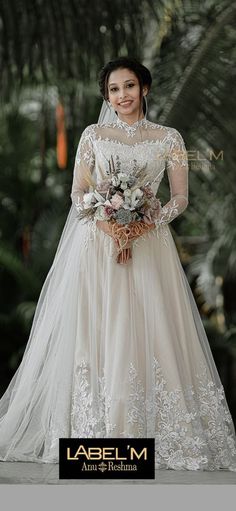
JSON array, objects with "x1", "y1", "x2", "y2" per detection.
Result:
[{"x1": 107, "y1": 67, "x2": 147, "y2": 120}]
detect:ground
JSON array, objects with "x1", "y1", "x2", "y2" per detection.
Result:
[{"x1": 0, "y1": 463, "x2": 236, "y2": 485}]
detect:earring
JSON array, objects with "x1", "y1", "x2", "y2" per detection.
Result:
[{"x1": 144, "y1": 95, "x2": 148, "y2": 117}]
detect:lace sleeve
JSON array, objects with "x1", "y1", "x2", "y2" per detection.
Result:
[
  {"x1": 154, "y1": 128, "x2": 189, "y2": 227},
  {"x1": 70, "y1": 126, "x2": 95, "y2": 206}
]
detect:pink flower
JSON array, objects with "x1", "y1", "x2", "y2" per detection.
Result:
[
  {"x1": 104, "y1": 205, "x2": 114, "y2": 217},
  {"x1": 110, "y1": 193, "x2": 124, "y2": 210},
  {"x1": 143, "y1": 185, "x2": 154, "y2": 198}
]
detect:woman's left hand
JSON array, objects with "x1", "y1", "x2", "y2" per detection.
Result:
[{"x1": 124, "y1": 221, "x2": 156, "y2": 246}]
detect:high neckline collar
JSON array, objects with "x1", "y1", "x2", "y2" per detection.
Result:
[{"x1": 116, "y1": 116, "x2": 147, "y2": 129}]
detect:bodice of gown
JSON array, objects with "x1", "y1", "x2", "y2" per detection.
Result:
[{"x1": 70, "y1": 117, "x2": 189, "y2": 228}]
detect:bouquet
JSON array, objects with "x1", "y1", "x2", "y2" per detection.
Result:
[{"x1": 75, "y1": 155, "x2": 161, "y2": 252}]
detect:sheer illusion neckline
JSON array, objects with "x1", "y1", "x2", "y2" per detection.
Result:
[{"x1": 116, "y1": 116, "x2": 148, "y2": 133}]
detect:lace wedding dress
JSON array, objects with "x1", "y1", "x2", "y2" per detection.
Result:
[{"x1": 1, "y1": 116, "x2": 236, "y2": 472}]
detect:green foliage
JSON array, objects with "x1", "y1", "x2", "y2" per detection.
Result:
[
  {"x1": 0, "y1": 94, "x2": 70, "y2": 383},
  {"x1": 147, "y1": 0, "x2": 236, "y2": 329}
]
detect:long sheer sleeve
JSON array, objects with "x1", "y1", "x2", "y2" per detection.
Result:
[
  {"x1": 70, "y1": 126, "x2": 95, "y2": 206},
  {"x1": 154, "y1": 129, "x2": 189, "y2": 227}
]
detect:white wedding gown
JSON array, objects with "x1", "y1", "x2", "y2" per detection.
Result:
[{"x1": 1, "y1": 116, "x2": 236, "y2": 472}]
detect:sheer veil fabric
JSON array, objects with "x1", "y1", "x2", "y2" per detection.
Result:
[{"x1": 0, "y1": 99, "x2": 236, "y2": 471}]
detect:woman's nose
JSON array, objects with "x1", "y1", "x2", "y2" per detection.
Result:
[{"x1": 119, "y1": 88, "x2": 127, "y2": 99}]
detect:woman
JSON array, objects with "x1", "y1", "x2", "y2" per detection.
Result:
[{"x1": 0, "y1": 56, "x2": 236, "y2": 471}]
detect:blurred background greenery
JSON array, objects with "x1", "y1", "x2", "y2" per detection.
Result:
[{"x1": 0, "y1": 0, "x2": 236, "y2": 422}]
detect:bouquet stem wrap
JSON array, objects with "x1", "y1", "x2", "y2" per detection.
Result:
[{"x1": 110, "y1": 219, "x2": 154, "y2": 252}]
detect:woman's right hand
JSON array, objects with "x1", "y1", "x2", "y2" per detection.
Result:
[
  {"x1": 96, "y1": 220, "x2": 132, "y2": 264},
  {"x1": 96, "y1": 220, "x2": 116, "y2": 238},
  {"x1": 96, "y1": 220, "x2": 119, "y2": 248}
]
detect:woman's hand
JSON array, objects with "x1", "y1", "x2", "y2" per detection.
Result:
[
  {"x1": 96, "y1": 220, "x2": 133, "y2": 264},
  {"x1": 96, "y1": 219, "x2": 114, "y2": 237},
  {"x1": 96, "y1": 219, "x2": 156, "y2": 265},
  {"x1": 122, "y1": 221, "x2": 156, "y2": 246},
  {"x1": 96, "y1": 220, "x2": 129, "y2": 247}
]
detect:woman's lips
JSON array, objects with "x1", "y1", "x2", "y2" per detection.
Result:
[{"x1": 119, "y1": 100, "x2": 133, "y2": 106}]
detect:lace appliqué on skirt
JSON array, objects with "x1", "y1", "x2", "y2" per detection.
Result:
[
  {"x1": 71, "y1": 360, "x2": 117, "y2": 437},
  {"x1": 69, "y1": 358, "x2": 236, "y2": 472}
]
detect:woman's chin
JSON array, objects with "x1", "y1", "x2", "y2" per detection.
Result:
[{"x1": 117, "y1": 106, "x2": 139, "y2": 117}]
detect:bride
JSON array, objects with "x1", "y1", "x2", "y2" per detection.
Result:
[{"x1": 0, "y1": 56, "x2": 236, "y2": 471}]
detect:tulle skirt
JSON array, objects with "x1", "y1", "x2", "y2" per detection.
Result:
[{"x1": 1, "y1": 205, "x2": 236, "y2": 471}]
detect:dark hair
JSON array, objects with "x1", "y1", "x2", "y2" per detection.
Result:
[{"x1": 98, "y1": 56, "x2": 152, "y2": 115}]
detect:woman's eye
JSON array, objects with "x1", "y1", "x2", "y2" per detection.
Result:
[{"x1": 110, "y1": 83, "x2": 135, "y2": 92}]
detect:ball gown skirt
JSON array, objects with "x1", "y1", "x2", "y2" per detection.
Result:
[{"x1": 0, "y1": 207, "x2": 236, "y2": 472}]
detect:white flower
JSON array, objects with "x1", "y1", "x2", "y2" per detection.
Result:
[
  {"x1": 124, "y1": 189, "x2": 131, "y2": 197},
  {"x1": 90, "y1": 189, "x2": 107, "y2": 208},
  {"x1": 123, "y1": 202, "x2": 131, "y2": 209},
  {"x1": 94, "y1": 190, "x2": 106, "y2": 202},
  {"x1": 124, "y1": 196, "x2": 131, "y2": 206},
  {"x1": 94, "y1": 205, "x2": 108, "y2": 220},
  {"x1": 111, "y1": 176, "x2": 120, "y2": 186},
  {"x1": 131, "y1": 188, "x2": 143, "y2": 207},
  {"x1": 83, "y1": 192, "x2": 95, "y2": 209},
  {"x1": 118, "y1": 172, "x2": 129, "y2": 182}
]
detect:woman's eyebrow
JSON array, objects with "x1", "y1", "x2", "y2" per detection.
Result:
[{"x1": 108, "y1": 79, "x2": 135, "y2": 86}]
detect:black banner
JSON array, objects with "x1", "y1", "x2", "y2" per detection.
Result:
[{"x1": 59, "y1": 438, "x2": 155, "y2": 479}]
